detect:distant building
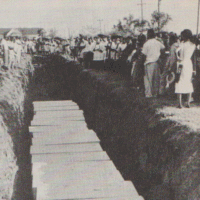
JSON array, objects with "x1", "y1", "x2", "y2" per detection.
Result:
[
  {"x1": 0, "y1": 28, "x2": 12, "y2": 39},
  {"x1": 0, "y1": 28, "x2": 45, "y2": 40},
  {"x1": 19, "y1": 28, "x2": 45, "y2": 39},
  {"x1": 6, "y1": 29, "x2": 22, "y2": 37}
]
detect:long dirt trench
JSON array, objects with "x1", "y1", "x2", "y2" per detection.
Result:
[{"x1": 10, "y1": 55, "x2": 200, "y2": 200}]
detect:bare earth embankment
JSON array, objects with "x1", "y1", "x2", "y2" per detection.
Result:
[
  {"x1": 0, "y1": 54, "x2": 34, "y2": 200},
  {"x1": 34, "y1": 55, "x2": 200, "y2": 200}
]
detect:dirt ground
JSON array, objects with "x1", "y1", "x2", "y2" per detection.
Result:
[{"x1": 148, "y1": 97, "x2": 200, "y2": 132}]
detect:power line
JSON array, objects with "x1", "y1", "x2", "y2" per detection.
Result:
[
  {"x1": 137, "y1": 0, "x2": 146, "y2": 22},
  {"x1": 158, "y1": 0, "x2": 161, "y2": 32},
  {"x1": 97, "y1": 19, "x2": 103, "y2": 33},
  {"x1": 197, "y1": 0, "x2": 200, "y2": 36}
]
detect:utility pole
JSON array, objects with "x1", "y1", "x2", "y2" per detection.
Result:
[
  {"x1": 197, "y1": 0, "x2": 200, "y2": 37},
  {"x1": 137, "y1": 0, "x2": 146, "y2": 22},
  {"x1": 194, "y1": 0, "x2": 200, "y2": 73},
  {"x1": 97, "y1": 19, "x2": 103, "y2": 33},
  {"x1": 137, "y1": 0, "x2": 146, "y2": 32},
  {"x1": 158, "y1": 0, "x2": 161, "y2": 32},
  {"x1": 139, "y1": 0, "x2": 143, "y2": 22},
  {"x1": 68, "y1": 28, "x2": 70, "y2": 38}
]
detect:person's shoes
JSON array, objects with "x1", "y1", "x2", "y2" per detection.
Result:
[
  {"x1": 177, "y1": 105, "x2": 183, "y2": 109},
  {"x1": 185, "y1": 104, "x2": 190, "y2": 108}
]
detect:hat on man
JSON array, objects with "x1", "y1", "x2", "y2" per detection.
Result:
[
  {"x1": 98, "y1": 34, "x2": 107, "y2": 38},
  {"x1": 147, "y1": 29, "x2": 155, "y2": 39}
]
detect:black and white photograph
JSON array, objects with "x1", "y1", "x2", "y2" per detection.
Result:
[{"x1": 0, "y1": 0, "x2": 200, "y2": 199}]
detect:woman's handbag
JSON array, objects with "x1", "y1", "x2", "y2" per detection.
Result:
[
  {"x1": 175, "y1": 63, "x2": 183, "y2": 83},
  {"x1": 166, "y1": 71, "x2": 175, "y2": 88}
]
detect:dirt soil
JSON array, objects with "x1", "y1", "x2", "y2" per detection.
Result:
[
  {"x1": 33, "y1": 55, "x2": 200, "y2": 200},
  {"x1": 157, "y1": 101, "x2": 200, "y2": 132}
]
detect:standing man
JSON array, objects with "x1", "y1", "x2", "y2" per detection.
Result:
[
  {"x1": 110, "y1": 37, "x2": 118, "y2": 60},
  {"x1": 1, "y1": 35, "x2": 9, "y2": 67},
  {"x1": 13, "y1": 36, "x2": 23, "y2": 63},
  {"x1": 142, "y1": 29, "x2": 165, "y2": 98},
  {"x1": 92, "y1": 37, "x2": 104, "y2": 70}
]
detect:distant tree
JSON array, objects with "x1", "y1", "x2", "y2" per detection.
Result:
[
  {"x1": 112, "y1": 14, "x2": 150, "y2": 36},
  {"x1": 113, "y1": 20, "x2": 124, "y2": 31},
  {"x1": 49, "y1": 28, "x2": 57, "y2": 38},
  {"x1": 150, "y1": 10, "x2": 172, "y2": 32},
  {"x1": 132, "y1": 19, "x2": 150, "y2": 33},
  {"x1": 113, "y1": 17, "x2": 133, "y2": 36},
  {"x1": 123, "y1": 15, "x2": 135, "y2": 30},
  {"x1": 38, "y1": 29, "x2": 46, "y2": 37}
]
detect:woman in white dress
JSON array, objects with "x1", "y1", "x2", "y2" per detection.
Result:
[{"x1": 175, "y1": 29, "x2": 196, "y2": 108}]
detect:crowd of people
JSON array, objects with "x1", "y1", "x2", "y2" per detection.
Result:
[
  {"x1": 0, "y1": 36, "x2": 36, "y2": 67},
  {"x1": 0, "y1": 28, "x2": 198, "y2": 108},
  {"x1": 74, "y1": 29, "x2": 198, "y2": 108},
  {"x1": 0, "y1": 33, "x2": 70, "y2": 68}
]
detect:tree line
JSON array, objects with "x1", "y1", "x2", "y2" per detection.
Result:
[{"x1": 112, "y1": 10, "x2": 172, "y2": 37}]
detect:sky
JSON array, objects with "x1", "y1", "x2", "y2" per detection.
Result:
[{"x1": 0, "y1": 0, "x2": 199, "y2": 38}]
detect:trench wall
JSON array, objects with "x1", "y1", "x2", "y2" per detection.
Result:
[
  {"x1": 0, "y1": 55, "x2": 34, "y2": 200},
  {"x1": 60, "y1": 57, "x2": 200, "y2": 200}
]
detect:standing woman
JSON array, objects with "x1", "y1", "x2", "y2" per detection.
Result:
[{"x1": 175, "y1": 29, "x2": 196, "y2": 108}]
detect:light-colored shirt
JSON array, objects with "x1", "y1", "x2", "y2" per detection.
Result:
[
  {"x1": 142, "y1": 38, "x2": 165, "y2": 65},
  {"x1": 118, "y1": 43, "x2": 127, "y2": 51},
  {"x1": 93, "y1": 43, "x2": 104, "y2": 61},
  {"x1": 1, "y1": 39, "x2": 8, "y2": 51},
  {"x1": 70, "y1": 39, "x2": 76, "y2": 48},
  {"x1": 14, "y1": 40, "x2": 22, "y2": 63},
  {"x1": 111, "y1": 42, "x2": 117, "y2": 50},
  {"x1": 90, "y1": 41, "x2": 96, "y2": 51},
  {"x1": 80, "y1": 40, "x2": 86, "y2": 47}
]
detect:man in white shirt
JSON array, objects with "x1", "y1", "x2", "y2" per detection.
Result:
[
  {"x1": 7, "y1": 37, "x2": 15, "y2": 66},
  {"x1": 14, "y1": 37, "x2": 22, "y2": 63},
  {"x1": 110, "y1": 37, "x2": 118, "y2": 60},
  {"x1": 82, "y1": 38, "x2": 94, "y2": 68},
  {"x1": 1, "y1": 36, "x2": 9, "y2": 67},
  {"x1": 92, "y1": 37, "x2": 104, "y2": 70},
  {"x1": 117, "y1": 38, "x2": 127, "y2": 59},
  {"x1": 142, "y1": 29, "x2": 165, "y2": 97}
]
